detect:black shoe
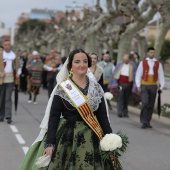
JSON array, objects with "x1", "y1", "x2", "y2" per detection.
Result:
[
  {"x1": 118, "y1": 114, "x2": 122, "y2": 118},
  {"x1": 147, "y1": 124, "x2": 152, "y2": 128},
  {"x1": 0, "y1": 118, "x2": 4, "y2": 122},
  {"x1": 141, "y1": 123, "x2": 147, "y2": 129},
  {"x1": 6, "y1": 118, "x2": 12, "y2": 124}
]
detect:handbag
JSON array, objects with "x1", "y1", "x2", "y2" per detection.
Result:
[{"x1": 35, "y1": 154, "x2": 51, "y2": 168}]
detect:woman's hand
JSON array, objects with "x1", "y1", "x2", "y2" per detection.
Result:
[{"x1": 43, "y1": 146, "x2": 55, "y2": 156}]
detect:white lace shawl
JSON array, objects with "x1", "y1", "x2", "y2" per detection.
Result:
[{"x1": 55, "y1": 79, "x2": 104, "y2": 112}]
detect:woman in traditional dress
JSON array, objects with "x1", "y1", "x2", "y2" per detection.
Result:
[
  {"x1": 27, "y1": 51, "x2": 44, "y2": 104},
  {"x1": 19, "y1": 49, "x2": 114, "y2": 170},
  {"x1": 89, "y1": 53, "x2": 103, "y2": 88}
]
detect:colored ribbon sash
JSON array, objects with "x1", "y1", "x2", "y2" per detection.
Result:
[{"x1": 59, "y1": 78, "x2": 104, "y2": 140}]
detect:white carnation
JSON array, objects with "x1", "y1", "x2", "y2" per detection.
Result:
[
  {"x1": 104, "y1": 92, "x2": 113, "y2": 101},
  {"x1": 100, "y1": 133, "x2": 122, "y2": 151}
]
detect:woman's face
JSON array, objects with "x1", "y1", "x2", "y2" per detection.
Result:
[
  {"x1": 71, "y1": 53, "x2": 88, "y2": 76},
  {"x1": 90, "y1": 54, "x2": 98, "y2": 66},
  {"x1": 134, "y1": 54, "x2": 138, "y2": 59},
  {"x1": 28, "y1": 55, "x2": 32, "y2": 60}
]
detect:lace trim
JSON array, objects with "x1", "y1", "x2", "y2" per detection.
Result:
[{"x1": 55, "y1": 79, "x2": 104, "y2": 112}]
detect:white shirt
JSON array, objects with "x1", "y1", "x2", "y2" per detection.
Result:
[
  {"x1": 43, "y1": 64, "x2": 53, "y2": 71},
  {"x1": 43, "y1": 64, "x2": 63, "y2": 71},
  {"x1": 120, "y1": 64, "x2": 129, "y2": 76},
  {"x1": 135, "y1": 57, "x2": 165, "y2": 89},
  {"x1": 3, "y1": 51, "x2": 21, "y2": 75}
]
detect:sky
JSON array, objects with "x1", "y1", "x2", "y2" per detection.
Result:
[
  {"x1": 0, "y1": 0, "x2": 103, "y2": 28},
  {"x1": 0, "y1": 0, "x2": 158, "y2": 29}
]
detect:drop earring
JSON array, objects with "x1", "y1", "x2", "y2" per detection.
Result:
[{"x1": 69, "y1": 69, "x2": 73, "y2": 76}]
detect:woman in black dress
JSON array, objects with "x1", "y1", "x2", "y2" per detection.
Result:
[{"x1": 19, "y1": 49, "x2": 114, "y2": 170}]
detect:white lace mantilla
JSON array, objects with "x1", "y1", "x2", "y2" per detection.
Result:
[{"x1": 55, "y1": 79, "x2": 104, "y2": 112}]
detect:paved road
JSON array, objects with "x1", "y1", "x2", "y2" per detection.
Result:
[
  {"x1": 157, "y1": 77, "x2": 170, "y2": 105},
  {"x1": 165, "y1": 77, "x2": 170, "y2": 90},
  {"x1": 0, "y1": 89, "x2": 170, "y2": 170}
]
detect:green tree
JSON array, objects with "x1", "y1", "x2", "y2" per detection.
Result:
[{"x1": 18, "y1": 19, "x2": 47, "y2": 34}]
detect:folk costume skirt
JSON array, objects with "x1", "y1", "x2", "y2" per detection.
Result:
[{"x1": 19, "y1": 118, "x2": 114, "y2": 170}]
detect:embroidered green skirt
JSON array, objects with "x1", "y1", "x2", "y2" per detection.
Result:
[{"x1": 19, "y1": 118, "x2": 114, "y2": 170}]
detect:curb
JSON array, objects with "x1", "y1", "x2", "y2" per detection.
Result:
[{"x1": 111, "y1": 101, "x2": 170, "y2": 126}]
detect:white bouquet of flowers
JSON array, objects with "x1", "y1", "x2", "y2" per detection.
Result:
[
  {"x1": 104, "y1": 92, "x2": 113, "y2": 101},
  {"x1": 100, "y1": 131, "x2": 129, "y2": 170},
  {"x1": 100, "y1": 133, "x2": 122, "y2": 151}
]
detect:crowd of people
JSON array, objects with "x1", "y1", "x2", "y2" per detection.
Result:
[
  {"x1": 0, "y1": 41, "x2": 67, "y2": 123},
  {"x1": 0, "y1": 39, "x2": 165, "y2": 130},
  {"x1": 0, "y1": 39, "x2": 165, "y2": 169},
  {"x1": 18, "y1": 48, "x2": 67, "y2": 102}
]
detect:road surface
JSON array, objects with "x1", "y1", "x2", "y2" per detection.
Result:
[{"x1": 0, "y1": 89, "x2": 170, "y2": 170}]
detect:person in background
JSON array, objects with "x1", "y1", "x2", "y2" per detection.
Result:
[
  {"x1": 113, "y1": 54, "x2": 137, "y2": 117},
  {"x1": 135, "y1": 47, "x2": 165, "y2": 129},
  {"x1": 40, "y1": 53, "x2": 48, "y2": 89},
  {"x1": 26, "y1": 54, "x2": 33, "y2": 100},
  {"x1": 44, "y1": 49, "x2": 60, "y2": 98},
  {"x1": 27, "y1": 51, "x2": 43, "y2": 104},
  {"x1": 98, "y1": 52, "x2": 115, "y2": 91},
  {"x1": 0, "y1": 40, "x2": 21, "y2": 124},
  {"x1": 89, "y1": 53, "x2": 103, "y2": 88},
  {"x1": 131, "y1": 53, "x2": 140, "y2": 67},
  {"x1": 0, "y1": 46, "x2": 5, "y2": 85},
  {"x1": 98, "y1": 52, "x2": 115, "y2": 109},
  {"x1": 0, "y1": 46, "x2": 5, "y2": 121},
  {"x1": 57, "y1": 56, "x2": 67, "y2": 73},
  {"x1": 61, "y1": 56, "x2": 67, "y2": 65},
  {"x1": 19, "y1": 51, "x2": 28, "y2": 93},
  {"x1": 51, "y1": 52, "x2": 63, "y2": 87}
]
